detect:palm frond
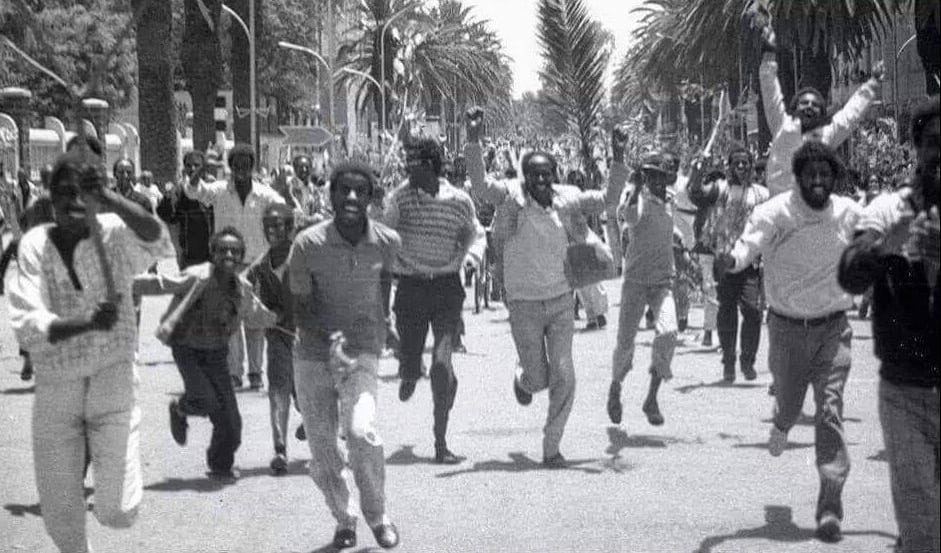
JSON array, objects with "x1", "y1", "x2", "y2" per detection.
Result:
[{"x1": 536, "y1": 0, "x2": 609, "y2": 176}]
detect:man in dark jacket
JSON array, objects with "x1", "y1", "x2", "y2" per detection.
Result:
[{"x1": 838, "y1": 95, "x2": 939, "y2": 553}]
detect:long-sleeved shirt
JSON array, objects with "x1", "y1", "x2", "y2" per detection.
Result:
[
  {"x1": 838, "y1": 191, "x2": 939, "y2": 387},
  {"x1": 730, "y1": 190, "x2": 862, "y2": 318},
  {"x1": 183, "y1": 178, "x2": 285, "y2": 264},
  {"x1": 8, "y1": 214, "x2": 174, "y2": 382},
  {"x1": 157, "y1": 183, "x2": 214, "y2": 268},
  {"x1": 466, "y1": 142, "x2": 608, "y2": 301},
  {"x1": 689, "y1": 178, "x2": 770, "y2": 255},
  {"x1": 381, "y1": 178, "x2": 483, "y2": 276},
  {"x1": 760, "y1": 53, "x2": 879, "y2": 196}
]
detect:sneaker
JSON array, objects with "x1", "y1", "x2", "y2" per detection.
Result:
[
  {"x1": 742, "y1": 365, "x2": 757, "y2": 381},
  {"x1": 816, "y1": 512, "x2": 842, "y2": 542},
  {"x1": 332, "y1": 524, "x2": 357, "y2": 549},
  {"x1": 607, "y1": 381, "x2": 623, "y2": 424},
  {"x1": 513, "y1": 376, "x2": 532, "y2": 406},
  {"x1": 168, "y1": 400, "x2": 187, "y2": 445},
  {"x1": 701, "y1": 331, "x2": 713, "y2": 347},
  {"x1": 542, "y1": 452, "x2": 567, "y2": 469},
  {"x1": 19, "y1": 358, "x2": 33, "y2": 381},
  {"x1": 371, "y1": 522, "x2": 400, "y2": 549},
  {"x1": 295, "y1": 424, "x2": 306, "y2": 441},
  {"x1": 269, "y1": 452, "x2": 288, "y2": 475},
  {"x1": 768, "y1": 425, "x2": 787, "y2": 457},
  {"x1": 398, "y1": 379, "x2": 417, "y2": 402},
  {"x1": 248, "y1": 373, "x2": 263, "y2": 390}
]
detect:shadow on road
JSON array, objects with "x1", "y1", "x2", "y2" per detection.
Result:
[
  {"x1": 674, "y1": 380, "x2": 765, "y2": 394},
  {"x1": 867, "y1": 449, "x2": 888, "y2": 462},
  {"x1": 144, "y1": 461, "x2": 308, "y2": 493},
  {"x1": 306, "y1": 544, "x2": 384, "y2": 553},
  {"x1": 1, "y1": 385, "x2": 34, "y2": 395},
  {"x1": 385, "y1": 445, "x2": 437, "y2": 466},
  {"x1": 4, "y1": 488, "x2": 94, "y2": 518},
  {"x1": 760, "y1": 413, "x2": 863, "y2": 426},
  {"x1": 693, "y1": 505, "x2": 896, "y2": 552},
  {"x1": 731, "y1": 441, "x2": 815, "y2": 452},
  {"x1": 605, "y1": 427, "x2": 689, "y2": 454},
  {"x1": 434, "y1": 452, "x2": 602, "y2": 478}
]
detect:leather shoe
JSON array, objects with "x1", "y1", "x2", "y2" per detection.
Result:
[
  {"x1": 398, "y1": 379, "x2": 417, "y2": 402},
  {"x1": 542, "y1": 452, "x2": 567, "y2": 468},
  {"x1": 642, "y1": 399, "x2": 665, "y2": 426},
  {"x1": 332, "y1": 527, "x2": 357, "y2": 549},
  {"x1": 816, "y1": 512, "x2": 842, "y2": 543},
  {"x1": 742, "y1": 366, "x2": 757, "y2": 381},
  {"x1": 434, "y1": 447, "x2": 462, "y2": 465},
  {"x1": 513, "y1": 376, "x2": 532, "y2": 406},
  {"x1": 371, "y1": 522, "x2": 400, "y2": 549}
]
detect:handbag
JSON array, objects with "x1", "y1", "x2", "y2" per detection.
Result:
[{"x1": 563, "y1": 223, "x2": 616, "y2": 289}]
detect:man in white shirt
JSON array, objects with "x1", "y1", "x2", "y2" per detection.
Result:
[
  {"x1": 716, "y1": 141, "x2": 862, "y2": 542},
  {"x1": 184, "y1": 143, "x2": 285, "y2": 390}
]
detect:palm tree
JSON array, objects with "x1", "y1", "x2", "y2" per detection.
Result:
[
  {"x1": 336, "y1": 0, "x2": 422, "y2": 130},
  {"x1": 536, "y1": 0, "x2": 609, "y2": 179},
  {"x1": 135, "y1": 0, "x2": 179, "y2": 183},
  {"x1": 181, "y1": 0, "x2": 223, "y2": 153}
]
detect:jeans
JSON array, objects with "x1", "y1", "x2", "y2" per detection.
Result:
[
  {"x1": 507, "y1": 292, "x2": 576, "y2": 458},
  {"x1": 266, "y1": 331, "x2": 295, "y2": 454},
  {"x1": 32, "y1": 361, "x2": 141, "y2": 553},
  {"x1": 576, "y1": 282, "x2": 608, "y2": 320},
  {"x1": 295, "y1": 354, "x2": 387, "y2": 528},
  {"x1": 879, "y1": 379, "x2": 940, "y2": 553},
  {"x1": 171, "y1": 345, "x2": 242, "y2": 473},
  {"x1": 394, "y1": 274, "x2": 464, "y2": 449},
  {"x1": 768, "y1": 312, "x2": 852, "y2": 521},
  {"x1": 698, "y1": 254, "x2": 718, "y2": 331},
  {"x1": 612, "y1": 280, "x2": 677, "y2": 383},
  {"x1": 717, "y1": 265, "x2": 763, "y2": 373}
]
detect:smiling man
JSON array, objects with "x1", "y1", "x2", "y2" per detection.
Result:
[
  {"x1": 716, "y1": 141, "x2": 862, "y2": 542},
  {"x1": 289, "y1": 161, "x2": 401, "y2": 550},
  {"x1": 757, "y1": 15, "x2": 883, "y2": 197}
]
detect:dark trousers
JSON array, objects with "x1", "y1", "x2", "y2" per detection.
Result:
[
  {"x1": 171, "y1": 345, "x2": 242, "y2": 473},
  {"x1": 394, "y1": 273, "x2": 464, "y2": 449},
  {"x1": 716, "y1": 265, "x2": 763, "y2": 374}
]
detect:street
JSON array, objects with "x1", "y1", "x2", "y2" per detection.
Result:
[{"x1": 1, "y1": 275, "x2": 899, "y2": 553}]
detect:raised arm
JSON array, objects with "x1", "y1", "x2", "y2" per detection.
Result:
[
  {"x1": 464, "y1": 107, "x2": 510, "y2": 206},
  {"x1": 722, "y1": 204, "x2": 776, "y2": 273},
  {"x1": 825, "y1": 62, "x2": 884, "y2": 146},
  {"x1": 687, "y1": 155, "x2": 720, "y2": 209}
]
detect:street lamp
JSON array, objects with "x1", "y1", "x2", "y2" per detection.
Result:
[
  {"x1": 380, "y1": 5, "x2": 415, "y2": 133},
  {"x1": 277, "y1": 40, "x2": 335, "y2": 131},
  {"x1": 222, "y1": 2, "x2": 256, "y2": 159}
]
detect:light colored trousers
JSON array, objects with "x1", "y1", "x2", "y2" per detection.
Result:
[
  {"x1": 506, "y1": 292, "x2": 576, "y2": 458},
  {"x1": 294, "y1": 354, "x2": 387, "y2": 528},
  {"x1": 576, "y1": 282, "x2": 608, "y2": 320},
  {"x1": 879, "y1": 379, "x2": 940, "y2": 553},
  {"x1": 698, "y1": 253, "x2": 718, "y2": 331},
  {"x1": 228, "y1": 324, "x2": 265, "y2": 379},
  {"x1": 612, "y1": 279, "x2": 677, "y2": 382},
  {"x1": 33, "y1": 361, "x2": 142, "y2": 553},
  {"x1": 768, "y1": 313, "x2": 851, "y2": 522}
]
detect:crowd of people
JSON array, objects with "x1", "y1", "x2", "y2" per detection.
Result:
[{"x1": 0, "y1": 12, "x2": 938, "y2": 553}]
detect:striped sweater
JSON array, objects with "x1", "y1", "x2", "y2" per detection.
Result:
[{"x1": 382, "y1": 178, "x2": 482, "y2": 276}]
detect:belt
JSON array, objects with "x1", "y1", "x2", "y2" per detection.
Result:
[
  {"x1": 397, "y1": 272, "x2": 459, "y2": 282},
  {"x1": 770, "y1": 309, "x2": 845, "y2": 328}
]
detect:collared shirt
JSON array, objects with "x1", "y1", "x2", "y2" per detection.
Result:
[
  {"x1": 184, "y1": 178, "x2": 285, "y2": 264},
  {"x1": 8, "y1": 214, "x2": 174, "y2": 381},
  {"x1": 465, "y1": 142, "x2": 608, "y2": 301},
  {"x1": 288, "y1": 220, "x2": 400, "y2": 360},
  {"x1": 730, "y1": 190, "x2": 862, "y2": 318},
  {"x1": 381, "y1": 178, "x2": 481, "y2": 276},
  {"x1": 760, "y1": 55, "x2": 878, "y2": 196}
]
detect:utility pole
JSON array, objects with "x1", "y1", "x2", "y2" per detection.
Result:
[{"x1": 325, "y1": 0, "x2": 336, "y2": 132}]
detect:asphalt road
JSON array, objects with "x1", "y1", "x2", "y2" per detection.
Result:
[{"x1": 1, "y1": 275, "x2": 900, "y2": 553}]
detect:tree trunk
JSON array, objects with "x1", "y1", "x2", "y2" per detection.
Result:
[
  {"x1": 182, "y1": 0, "x2": 222, "y2": 153},
  {"x1": 229, "y1": 0, "x2": 251, "y2": 146},
  {"x1": 135, "y1": 0, "x2": 179, "y2": 184}
]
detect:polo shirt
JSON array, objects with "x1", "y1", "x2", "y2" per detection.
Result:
[{"x1": 288, "y1": 219, "x2": 400, "y2": 360}]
